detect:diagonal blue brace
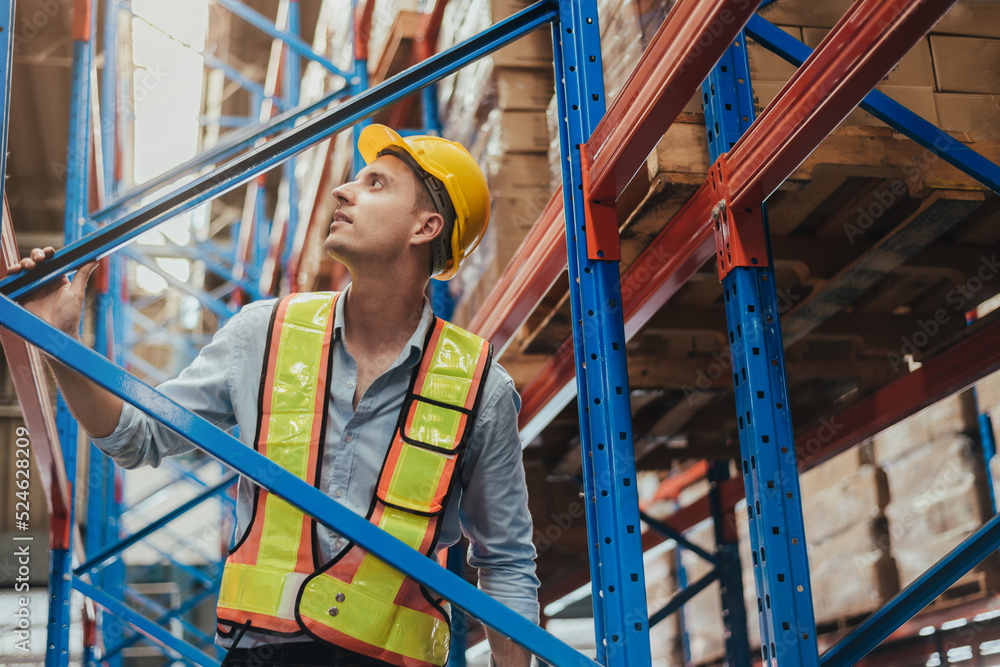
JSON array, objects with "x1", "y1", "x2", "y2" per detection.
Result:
[
  {"x1": 91, "y1": 83, "x2": 351, "y2": 225},
  {"x1": 75, "y1": 474, "x2": 237, "y2": 575},
  {"x1": 639, "y1": 511, "x2": 717, "y2": 565},
  {"x1": 217, "y1": 0, "x2": 347, "y2": 78},
  {"x1": 649, "y1": 568, "x2": 719, "y2": 628},
  {"x1": 74, "y1": 577, "x2": 221, "y2": 667},
  {"x1": 821, "y1": 511, "x2": 1000, "y2": 667},
  {"x1": 745, "y1": 14, "x2": 1000, "y2": 195},
  {"x1": 0, "y1": 0, "x2": 559, "y2": 301},
  {"x1": 0, "y1": 296, "x2": 598, "y2": 667}
]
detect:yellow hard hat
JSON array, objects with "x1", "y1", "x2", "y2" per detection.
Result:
[{"x1": 358, "y1": 124, "x2": 491, "y2": 281}]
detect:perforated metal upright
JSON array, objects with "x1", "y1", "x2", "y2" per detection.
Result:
[
  {"x1": 706, "y1": 30, "x2": 819, "y2": 667},
  {"x1": 552, "y1": 1, "x2": 651, "y2": 664}
]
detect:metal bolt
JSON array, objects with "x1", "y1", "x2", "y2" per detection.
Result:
[
  {"x1": 335, "y1": 592, "x2": 345, "y2": 603},
  {"x1": 328, "y1": 607, "x2": 339, "y2": 617}
]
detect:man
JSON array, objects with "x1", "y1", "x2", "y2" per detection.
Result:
[{"x1": 9, "y1": 125, "x2": 538, "y2": 667}]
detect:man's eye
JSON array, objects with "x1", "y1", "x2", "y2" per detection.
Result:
[{"x1": 371, "y1": 178, "x2": 384, "y2": 189}]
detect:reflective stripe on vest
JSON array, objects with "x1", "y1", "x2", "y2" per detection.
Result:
[
  {"x1": 217, "y1": 291, "x2": 337, "y2": 635},
  {"x1": 217, "y1": 292, "x2": 492, "y2": 667}
]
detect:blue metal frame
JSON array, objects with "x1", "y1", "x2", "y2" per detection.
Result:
[
  {"x1": 75, "y1": 474, "x2": 237, "y2": 575},
  {"x1": 707, "y1": 460, "x2": 751, "y2": 666},
  {"x1": 216, "y1": 0, "x2": 347, "y2": 78},
  {"x1": 73, "y1": 577, "x2": 221, "y2": 666},
  {"x1": 551, "y1": 2, "x2": 651, "y2": 664},
  {"x1": 707, "y1": 29, "x2": 819, "y2": 667}
]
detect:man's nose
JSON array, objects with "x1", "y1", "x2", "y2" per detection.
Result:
[{"x1": 331, "y1": 180, "x2": 355, "y2": 205}]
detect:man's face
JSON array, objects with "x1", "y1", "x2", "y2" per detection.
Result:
[{"x1": 324, "y1": 155, "x2": 425, "y2": 271}]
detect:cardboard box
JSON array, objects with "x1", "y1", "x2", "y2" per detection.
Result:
[
  {"x1": 748, "y1": 26, "x2": 804, "y2": 83},
  {"x1": 485, "y1": 153, "x2": 553, "y2": 195},
  {"x1": 490, "y1": 190, "x2": 554, "y2": 235},
  {"x1": 808, "y1": 519, "x2": 898, "y2": 625},
  {"x1": 756, "y1": 0, "x2": 858, "y2": 29},
  {"x1": 753, "y1": 82, "x2": 938, "y2": 132},
  {"x1": 873, "y1": 392, "x2": 977, "y2": 464},
  {"x1": 484, "y1": 110, "x2": 551, "y2": 154},
  {"x1": 802, "y1": 465, "x2": 889, "y2": 545},
  {"x1": 935, "y1": 93, "x2": 1000, "y2": 141},
  {"x1": 495, "y1": 67, "x2": 555, "y2": 109},
  {"x1": 931, "y1": 35, "x2": 1000, "y2": 94},
  {"x1": 932, "y1": 1, "x2": 1000, "y2": 40},
  {"x1": 803, "y1": 29, "x2": 935, "y2": 89}
]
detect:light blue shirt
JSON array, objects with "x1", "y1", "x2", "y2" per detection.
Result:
[{"x1": 94, "y1": 291, "x2": 539, "y2": 647}]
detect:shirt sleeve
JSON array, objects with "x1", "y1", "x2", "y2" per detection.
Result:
[
  {"x1": 459, "y1": 363, "x2": 540, "y2": 624},
  {"x1": 91, "y1": 305, "x2": 252, "y2": 469}
]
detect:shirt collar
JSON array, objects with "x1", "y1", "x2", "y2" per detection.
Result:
[{"x1": 332, "y1": 286, "x2": 434, "y2": 368}]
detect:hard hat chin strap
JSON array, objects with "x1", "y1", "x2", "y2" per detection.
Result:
[{"x1": 378, "y1": 147, "x2": 456, "y2": 277}]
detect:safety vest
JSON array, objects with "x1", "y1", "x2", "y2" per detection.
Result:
[{"x1": 216, "y1": 292, "x2": 492, "y2": 666}]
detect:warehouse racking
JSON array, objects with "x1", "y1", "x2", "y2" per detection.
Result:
[{"x1": 1, "y1": 0, "x2": 999, "y2": 665}]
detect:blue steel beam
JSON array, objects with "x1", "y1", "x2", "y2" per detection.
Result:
[
  {"x1": 75, "y1": 474, "x2": 237, "y2": 575},
  {"x1": 73, "y1": 577, "x2": 220, "y2": 667},
  {"x1": 707, "y1": 461, "x2": 751, "y2": 667},
  {"x1": 649, "y1": 568, "x2": 719, "y2": 628},
  {"x1": 124, "y1": 587, "x2": 217, "y2": 648},
  {"x1": 0, "y1": 0, "x2": 15, "y2": 199},
  {"x1": 705, "y1": 25, "x2": 819, "y2": 667},
  {"x1": 745, "y1": 14, "x2": 1000, "y2": 194},
  {"x1": 639, "y1": 511, "x2": 717, "y2": 566},
  {"x1": 703, "y1": 40, "x2": 755, "y2": 667},
  {"x1": 125, "y1": 587, "x2": 215, "y2": 646},
  {"x1": 0, "y1": 297, "x2": 598, "y2": 667},
  {"x1": 119, "y1": 246, "x2": 237, "y2": 320},
  {"x1": 0, "y1": 0, "x2": 558, "y2": 301},
  {"x1": 216, "y1": 0, "x2": 346, "y2": 77},
  {"x1": 202, "y1": 52, "x2": 284, "y2": 112},
  {"x1": 552, "y1": 2, "x2": 651, "y2": 664},
  {"x1": 91, "y1": 83, "x2": 350, "y2": 225},
  {"x1": 105, "y1": 583, "x2": 223, "y2": 660},
  {"x1": 821, "y1": 511, "x2": 1000, "y2": 667}
]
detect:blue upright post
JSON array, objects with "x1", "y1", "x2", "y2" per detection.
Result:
[
  {"x1": 705, "y1": 31, "x2": 819, "y2": 667},
  {"x1": 0, "y1": 0, "x2": 15, "y2": 203},
  {"x1": 552, "y1": 2, "x2": 651, "y2": 664},
  {"x1": 980, "y1": 412, "x2": 997, "y2": 514},
  {"x1": 446, "y1": 546, "x2": 468, "y2": 667},
  {"x1": 281, "y1": 0, "x2": 301, "y2": 270},
  {"x1": 49, "y1": 1, "x2": 95, "y2": 663},
  {"x1": 707, "y1": 461, "x2": 751, "y2": 667}
]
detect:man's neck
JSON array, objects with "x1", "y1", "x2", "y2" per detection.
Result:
[{"x1": 341, "y1": 276, "x2": 426, "y2": 359}]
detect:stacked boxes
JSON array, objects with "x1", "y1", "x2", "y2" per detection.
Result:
[
  {"x1": 437, "y1": 0, "x2": 556, "y2": 326},
  {"x1": 874, "y1": 392, "x2": 996, "y2": 596},
  {"x1": 797, "y1": 446, "x2": 897, "y2": 627},
  {"x1": 736, "y1": 445, "x2": 895, "y2": 648},
  {"x1": 749, "y1": 5, "x2": 1000, "y2": 141}
]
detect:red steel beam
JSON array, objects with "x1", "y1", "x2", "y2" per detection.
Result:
[
  {"x1": 584, "y1": 0, "x2": 760, "y2": 203},
  {"x1": 0, "y1": 199, "x2": 73, "y2": 550}
]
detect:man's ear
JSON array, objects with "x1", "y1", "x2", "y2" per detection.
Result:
[{"x1": 411, "y1": 210, "x2": 445, "y2": 247}]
